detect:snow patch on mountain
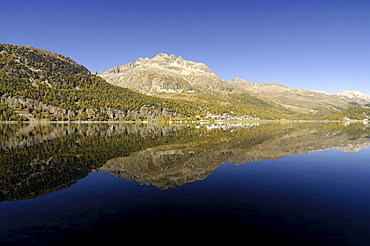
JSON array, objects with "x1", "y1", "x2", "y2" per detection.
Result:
[{"x1": 337, "y1": 90, "x2": 370, "y2": 102}]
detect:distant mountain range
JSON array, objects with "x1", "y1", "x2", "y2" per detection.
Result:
[
  {"x1": 1, "y1": 43, "x2": 369, "y2": 121},
  {"x1": 230, "y1": 78, "x2": 370, "y2": 113},
  {"x1": 99, "y1": 53, "x2": 370, "y2": 114}
]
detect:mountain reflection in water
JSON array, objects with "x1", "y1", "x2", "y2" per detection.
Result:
[{"x1": 0, "y1": 122, "x2": 370, "y2": 245}]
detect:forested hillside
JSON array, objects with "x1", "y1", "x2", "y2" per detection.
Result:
[
  {"x1": 0, "y1": 43, "x2": 291, "y2": 121},
  {"x1": 0, "y1": 43, "x2": 205, "y2": 120},
  {"x1": 323, "y1": 107, "x2": 370, "y2": 120}
]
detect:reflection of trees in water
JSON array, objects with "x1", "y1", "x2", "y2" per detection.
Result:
[
  {"x1": 0, "y1": 123, "x2": 188, "y2": 201},
  {"x1": 1, "y1": 122, "x2": 370, "y2": 201},
  {"x1": 0, "y1": 123, "x2": 185, "y2": 151}
]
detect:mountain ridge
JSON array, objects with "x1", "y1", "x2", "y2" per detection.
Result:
[
  {"x1": 1, "y1": 43, "x2": 369, "y2": 121},
  {"x1": 229, "y1": 77, "x2": 370, "y2": 113},
  {"x1": 100, "y1": 53, "x2": 370, "y2": 116}
]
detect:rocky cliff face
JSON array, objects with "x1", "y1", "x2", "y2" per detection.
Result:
[{"x1": 99, "y1": 53, "x2": 245, "y2": 96}]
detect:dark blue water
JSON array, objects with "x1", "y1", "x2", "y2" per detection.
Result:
[
  {"x1": 0, "y1": 123, "x2": 370, "y2": 245},
  {"x1": 1, "y1": 148, "x2": 369, "y2": 245}
]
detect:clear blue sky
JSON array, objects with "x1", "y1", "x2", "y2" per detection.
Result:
[{"x1": 2, "y1": 0, "x2": 370, "y2": 95}]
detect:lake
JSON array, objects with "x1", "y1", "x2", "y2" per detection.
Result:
[{"x1": 0, "y1": 122, "x2": 370, "y2": 245}]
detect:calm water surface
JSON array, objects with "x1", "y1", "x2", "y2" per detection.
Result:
[{"x1": 0, "y1": 122, "x2": 370, "y2": 245}]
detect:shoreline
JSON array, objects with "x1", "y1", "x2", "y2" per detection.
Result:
[{"x1": 0, "y1": 119, "x2": 368, "y2": 124}]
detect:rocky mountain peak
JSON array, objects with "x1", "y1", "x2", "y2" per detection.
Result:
[
  {"x1": 152, "y1": 52, "x2": 180, "y2": 62},
  {"x1": 101, "y1": 53, "x2": 216, "y2": 77},
  {"x1": 98, "y1": 53, "x2": 245, "y2": 96},
  {"x1": 147, "y1": 53, "x2": 215, "y2": 75}
]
